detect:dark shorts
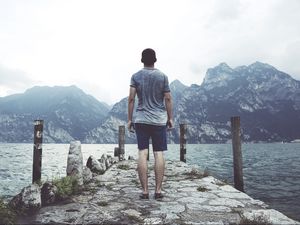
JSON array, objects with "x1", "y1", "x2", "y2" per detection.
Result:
[{"x1": 135, "y1": 123, "x2": 167, "y2": 151}]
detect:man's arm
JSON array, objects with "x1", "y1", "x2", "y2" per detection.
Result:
[
  {"x1": 128, "y1": 87, "x2": 136, "y2": 130},
  {"x1": 164, "y1": 92, "x2": 174, "y2": 129}
]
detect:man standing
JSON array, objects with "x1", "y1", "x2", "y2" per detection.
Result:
[{"x1": 128, "y1": 48, "x2": 173, "y2": 200}]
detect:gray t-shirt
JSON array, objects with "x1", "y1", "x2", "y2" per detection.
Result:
[{"x1": 130, "y1": 68, "x2": 170, "y2": 126}]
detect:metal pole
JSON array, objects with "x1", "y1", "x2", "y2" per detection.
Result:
[
  {"x1": 32, "y1": 120, "x2": 44, "y2": 183},
  {"x1": 231, "y1": 116, "x2": 244, "y2": 192}
]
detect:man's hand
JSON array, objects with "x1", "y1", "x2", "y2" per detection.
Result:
[
  {"x1": 164, "y1": 92, "x2": 173, "y2": 131},
  {"x1": 167, "y1": 119, "x2": 174, "y2": 130},
  {"x1": 127, "y1": 120, "x2": 132, "y2": 131},
  {"x1": 127, "y1": 120, "x2": 135, "y2": 133}
]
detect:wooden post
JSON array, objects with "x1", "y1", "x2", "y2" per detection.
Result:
[
  {"x1": 114, "y1": 147, "x2": 119, "y2": 157},
  {"x1": 32, "y1": 120, "x2": 44, "y2": 184},
  {"x1": 231, "y1": 116, "x2": 244, "y2": 192},
  {"x1": 118, "y1": 125, "x2": 125, "y2": 161},
  {"x1": 147, "y1": 149, "x2": 149, "y2": 161},
  {"x1": 180, "y1": 124, "x2": 187, "y2": 163}
]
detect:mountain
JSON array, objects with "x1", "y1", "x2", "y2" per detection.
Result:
[
  {"x1": 84, "y1": 97, "x2": 135, "y2": 143},
  {"x1": 1, "y1": 62, "x2": 300, "y2": 143},
  {"x1": 177, "y1": 62, "x2": 300, "y2": 143},
  {"x1": 0, "y1": 86, "x2": 110, "y2": 143},
  {"x1": 85, "y1": 62, "x2": 300, "y2": 143},
  {"x1": 83, "y1": 80, "x2": 188, "y2": 144}
]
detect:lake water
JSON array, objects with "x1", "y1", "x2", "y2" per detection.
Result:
[{"x1": 0, "y1": 143, "x2": 299, "y2": 221}]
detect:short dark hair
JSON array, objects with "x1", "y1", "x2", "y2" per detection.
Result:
[{"x1": 141, "y1": 48, "x2": 157, "y2": 65}]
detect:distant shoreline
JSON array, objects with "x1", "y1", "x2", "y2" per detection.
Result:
[{"x1": 1, "y1": 141, "x2": 300, "y2": 144}]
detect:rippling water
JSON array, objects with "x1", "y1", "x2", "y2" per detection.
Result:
[{"x1": 0, "y1": 143, "x2": 299, "y2": 221}]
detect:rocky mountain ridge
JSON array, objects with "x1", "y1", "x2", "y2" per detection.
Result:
[
  {"x1": 85, "y1": 61, "x2": 300, "y2": 143},
  {"x1": 1, "y1": 62, "x2": 300, "y2": 143}
]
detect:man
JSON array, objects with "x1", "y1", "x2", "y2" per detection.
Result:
[{"x1": 128, "y1": 48, "x2": 173, "y2": 200}]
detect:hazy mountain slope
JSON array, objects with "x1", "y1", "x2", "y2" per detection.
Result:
[{"x1": 0, "y1": 85, "x2": 109, "y2": 143}]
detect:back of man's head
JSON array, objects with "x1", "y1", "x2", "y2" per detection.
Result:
[{"x1": 141, "y1": 48, "x2": 157, "y2": 66}]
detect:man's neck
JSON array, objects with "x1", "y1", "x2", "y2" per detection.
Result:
[{"x1": 144, "y1": 64, "x2": 155, "y2": 69}]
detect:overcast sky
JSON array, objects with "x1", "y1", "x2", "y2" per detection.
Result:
[{"x1": 0, "y1": 0, "x2": 300, "y2": 104}]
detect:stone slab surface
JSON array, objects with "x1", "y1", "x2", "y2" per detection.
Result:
[{"x1": 19, "y1": 160, "x2": 299, "y2": 225}]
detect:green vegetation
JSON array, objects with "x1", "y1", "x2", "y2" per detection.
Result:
[
  {"x1": 184, "y1": 168, "x2": 207, "y2": 179},
  {"x1": 0, "y1": 198, "x2": 17, "y2": 225},
  {"x1": 89, "y1": 188, "x2": 98, "y2": 194},
  {"x1": 131, "y1": 179, "x2": 139, "y2": 186},
  {"x1": 216, "y1": 179, "x2": 229, "y2": 186},
  {"x1": 127, "y1": 214, "x2": 143, "y2": 223},
  {"x1": 97, "y1": 201, "x2": 109, "y2": 207},
  {"x1": 197, "y1": 186, "x2": 209, "y2": 192},
  {"x1": 106, "y1": 183, "x2": 114, "y2": 191},
  {"x1": 95, "y1": 179, "x2": 103, "y2": 187},
  {"x1": 33, "y1": 179, "x2": 43, "y2": 187},
  {"x1": 52, "y1": 176, "x2": 80, "y2": 200},
  {"x1": 239, "y1": 214, "x2": 272, "y2": 225},
  {"x1": 149, "y1": 165, "x2": 154, "y2": 171},
  {"x1": 117, "y1": 164, "x2": 130, "y2": 170}
]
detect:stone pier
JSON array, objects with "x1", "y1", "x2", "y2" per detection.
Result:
[{"x1": 19, "y1": 160, "x2": 299, "y2": 225}]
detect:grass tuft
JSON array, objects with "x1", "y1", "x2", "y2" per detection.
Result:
[
  {"x1": 117, "y1": 164, "x2": 130, "y2": 170},
  {"x1": 52, "y1": 176, "x2": 80, "y2": 200},
  {"x1": 0, "y1": 198, "x2": 17, "y2": 225},
  {"x1": 127, "y1": 214, "x2": 143, "y2": 223},
  {"x1": 95, "y1": 179, "x2": 104, "y2": 187},
  {"x1": 97, "y1": 201, "x2": 109, "y2": 207},
  {"x1": 131, "y1": 179, "x2": 139, "y2": 186},
  {"x1": 197, "y1": 186, "x2": 209, "y2": 192},
  {"x1": 106, "y1": 183, "x2": 114, "y2": 191},
  {"x1": 239, "y1": 214, "x2": 272, "y2": 225},
  {"x1": 184, "y1": 168, "x2": 206, "y2": 179}
]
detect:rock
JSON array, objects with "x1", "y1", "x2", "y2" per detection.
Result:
[
  {"x1": 41, "y1": 182, "x2": 58, "y2": 206},
  {"x1": 112, "y1": 157, "x2": 119, "y2": 164},
  {"x1": 66, "y1": 141, "x2": 83, "y2": 185},
  {"x1": 86, "y1": 155, "x2": 106, "y2": 174},
  {"x1": 242, "y1": 209, "x2": 298, "y2": 225},
  {"x1": 108, "y1": 155, "x2": 114, "y2": 164},
  {"x1": 9, "y1": 184, "x2": 41, "y2": 214},
  {"x1": 99, "y1": 162, "x2": 107, "y2": 173},
  {"x1": 122, "y1": 209, "x2": 143, "y2": 221},
  {"x1": 83, "y1": 166, "x2": 93, "y2": 183},
  {"x1": 99, "y1": 153, "x2": 113, "y2": 170},
  {"x1": 99, "y1": 154, "x2": 107, "y2": 163},
  {"x1": 128, "y1": 155, "x2": 135, "y2": 160},
  {"x1": 104, "y1": 154, "x2": 112, "y2": 169}
]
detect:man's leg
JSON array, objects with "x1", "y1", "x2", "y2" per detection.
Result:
[
  {"x1": 138, "y1": 149, "x2": 149, "y2": 194},
  {"x1": 153, "y1": 151, "x2": 165, "y2": 194}
]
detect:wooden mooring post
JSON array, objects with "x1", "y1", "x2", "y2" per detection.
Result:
[
  {"x1": 118, "y1": 125, "x2": 125, "y2": 161},
  {"x1": 32, "y1": 120, "x2": 44, "y2": 184},
  {"x1": 231, "y1": 116, "x2": 244, "y2": 192},
  {"x1": 180, "y1": 124, "x2": 187, "y2": 162}
]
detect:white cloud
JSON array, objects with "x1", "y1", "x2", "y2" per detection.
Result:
[
  {"x1": 0, "y1": 64, "x2": 35, "y2": 96},
  {"x1": 0, "y1": 0, "x2": 300, "y2": 103}
]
